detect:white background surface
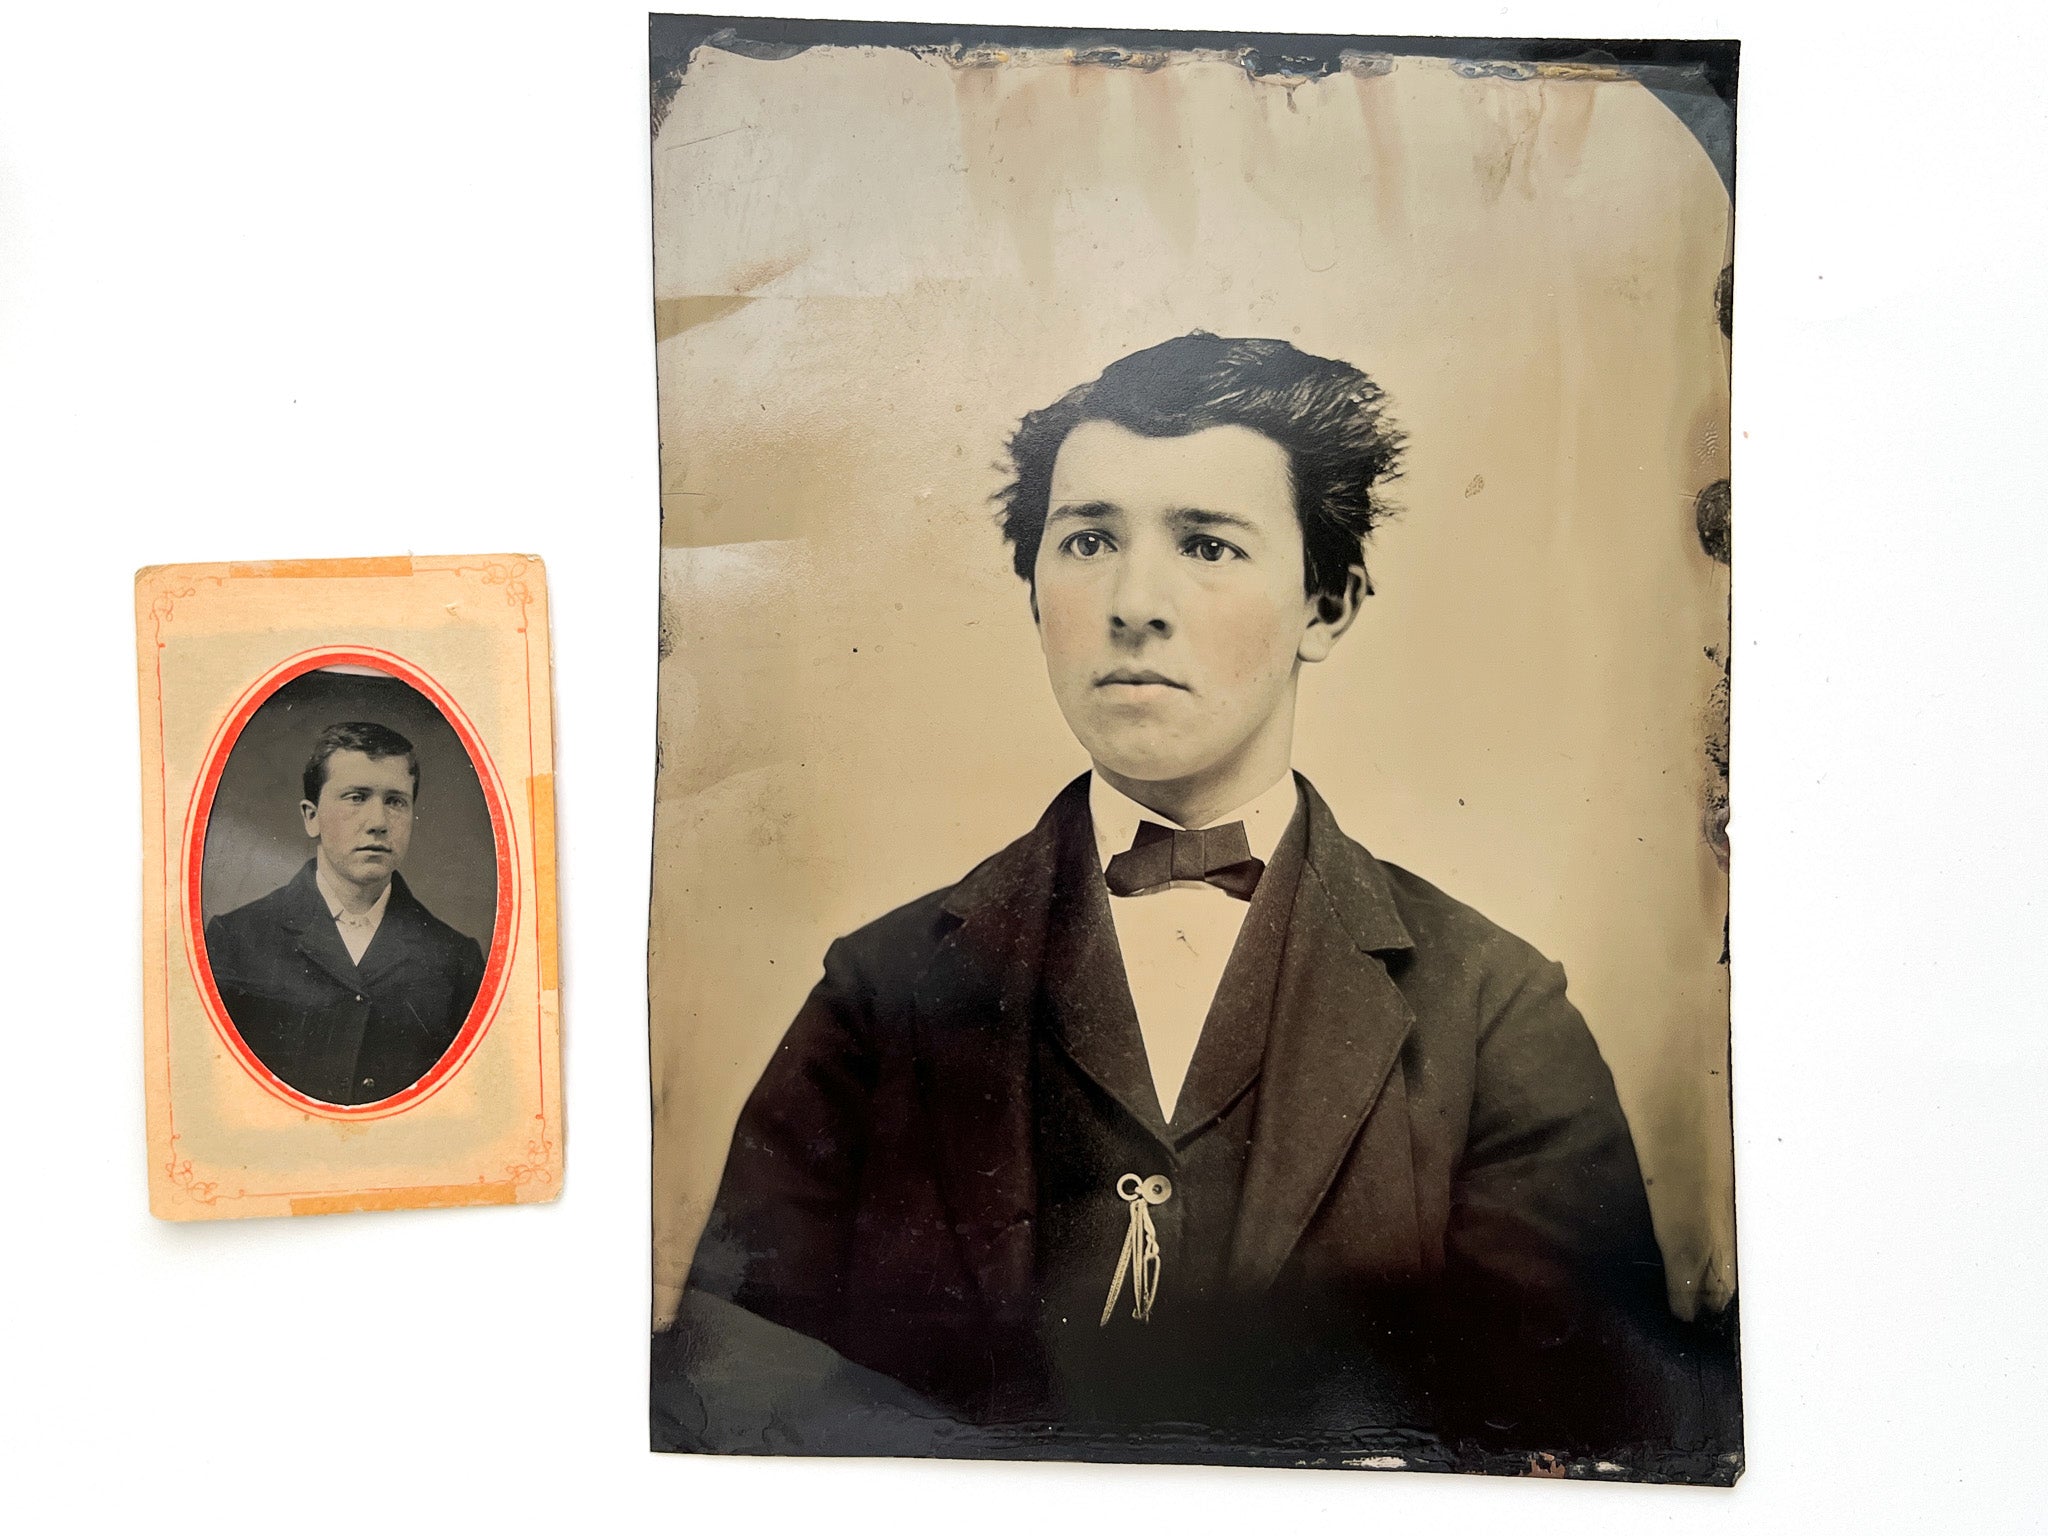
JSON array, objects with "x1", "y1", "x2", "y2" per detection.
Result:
[{"x1": 3, "y1": 2, "x2": 2042, "y2": 1530}]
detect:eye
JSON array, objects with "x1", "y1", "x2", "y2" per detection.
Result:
[
  {"x1": 1185, "y1": 536, "x2": 1242, "y2": 563},
  {"x1": 1059, "y1": 530, "x2": 1115, "y2": 559}
]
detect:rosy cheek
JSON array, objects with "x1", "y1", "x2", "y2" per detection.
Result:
[
  {"x1": 1201, "y1": 592, "x2": 1291, "y2": 686},
  {"x1": 1034, "y1": 584, "x2": 1094, "y2": 667}
]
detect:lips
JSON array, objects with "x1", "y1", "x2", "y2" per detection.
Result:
[
  {"x1": 1096, "y1": 670, "x2": 1188, "y2": 690},
  {"x1": 355, "y1": 845, "x2": 393, "y2": 855}
]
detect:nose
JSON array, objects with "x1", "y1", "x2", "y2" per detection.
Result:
[{"x1": 1108, "y1": 542, "x2": 1175, "y2": 639}]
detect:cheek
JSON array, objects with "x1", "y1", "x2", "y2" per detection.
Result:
[
  {"x1": 1197, "y1": 591, "x2": 1300, "y2": 688},
  {"x1": 1034, "y1": 582, "x2": 1096, "y2": 673}
]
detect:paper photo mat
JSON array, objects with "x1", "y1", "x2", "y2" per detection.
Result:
[{"x1": 137, "y1": 555, "x2": 562, "y2": 1219}]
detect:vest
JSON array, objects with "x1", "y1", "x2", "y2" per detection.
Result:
[{"x1": 1030, "y1": 793, "x2": 1309, "y2": 1429}]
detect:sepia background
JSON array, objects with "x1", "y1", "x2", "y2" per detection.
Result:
[{"x1": 650, "y1": 39, "x2": 1735, "y2": 1326}]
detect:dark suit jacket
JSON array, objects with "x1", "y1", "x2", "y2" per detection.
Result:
[
  {"x1": 203, "y1": 860, "x2": 485, "y2": 1106},
  {"x1": 680, "y1": 775, "x2": 1679, "y2": 1458}
]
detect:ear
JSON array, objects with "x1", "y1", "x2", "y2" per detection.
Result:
[
  {"x1": 300, "y1": 798, "x2": 320, "y2": 838},
  {"x1": 1297, "y1": 566, "x2": 1366, "y2": 663}
]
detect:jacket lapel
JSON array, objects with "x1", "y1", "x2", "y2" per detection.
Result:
[
  {"x1": 276, "y1": 860, "x2": 364, "y2": 994},
  {"x1": 1168, "y1": 798, "x2": 1308, "y2": 1138},
  {"x1": 1227, "y1": 777, "x2": 1419, "y2": 1293},
  {"x1": 354, "y1": 873, "x2": 425, "y2": 990},
  {"x1": 910, "y1": 777, "x2": 1085, "y2": 1320},
  {"x1": 1041, "y1": 815, "x2": 1172, "y2": 1145}
]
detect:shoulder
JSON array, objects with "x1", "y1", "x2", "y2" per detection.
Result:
[
  {"x1": 815, "y1": 782, "x2": 1076, "y2": 991},
  {"x1": 1301, "y1": 780, "x2": 1555, "y2": 974},
  {"x1": 1376, "y1": 859, "x2": 1559, "y2": 994},
  {"x1": 1298, "y1": 781, "x2": 1562, "y2": 1020},
  {"x1": 1358, "y1": 849, "x2": 1614, "y2": 1116},
  {"x1": 204, "y1": 867, "x2": 312, "y2": 945},
  {"x1": 825, "y1": 884, "x2": 958, "y2": 976},
  {"x1": 386, "y1": 876, "x2": 486, "y2": 964},
  {"x1": 819, "y1": 834, "x2": 1028, "y2": 986},
  {"x1": 1305, "y1": 800, "x2": 1632, "y2": 1152},
  {"x1": 1369, "y1": 857, "x2": 1601, "y2": 1082}
]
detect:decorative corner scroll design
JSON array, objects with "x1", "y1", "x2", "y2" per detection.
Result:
[
  {"x1": 503, "y1": 1115, "x2": 556, "y2": 1188},
  {"x1": 146, "y1": 575, "x2": 224, "y2": 644},
  {"x1": 449, "y1": 558, "x2": 535, "y2": 634},
  {"x1": 164, "y1": 1134, "x2": 221, "y2": 1205},
  {"x1": 149, "y1": 586, "x2": 196, "y2": 639}
]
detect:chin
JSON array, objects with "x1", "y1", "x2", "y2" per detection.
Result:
[{"x1": 1087, "y1": 740, "x2": 1210, "y2": 790}]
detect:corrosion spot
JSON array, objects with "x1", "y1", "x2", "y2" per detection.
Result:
[
  {"x1": 1694, "y1": 479, "x2": 1731, "y2": 565},
  {"x1": 1701, "y1": 666, "x2": 1730, "y2": 873}
]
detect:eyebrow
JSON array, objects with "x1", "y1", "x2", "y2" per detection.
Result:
[
  {"x1": 1167, "y1": 507, "x2": 1263, "y2": 536},
  {"x1": 1046, "y1": 500, "x2": 1122, "y2": 527},
  {"x1": 1045, "y1": 502, "x2": 1263, "y2": 536}
]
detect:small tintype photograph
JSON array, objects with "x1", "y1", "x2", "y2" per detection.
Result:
[
  {"x1": 199, "y1": 676, "x2": 498, "y2": 1109},
  {"x1": 648, "y1": 19, "x2": 1738, "y2": 1482},
  {"x1": 137, "y1": 555, "x2": 562, "y2": 1218}
]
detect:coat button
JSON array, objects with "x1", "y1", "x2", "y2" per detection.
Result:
[
  {"x1": 355, "y1": 994, "x2": 364, "y2": 1003},
  {"x1": 362, "y1": 1078, "x2": 374, "y2": 1089}
]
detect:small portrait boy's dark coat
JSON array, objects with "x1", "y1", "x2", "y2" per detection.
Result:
[{"x1": 203, "y1": 860, "x2": 485, "y2": 1106}]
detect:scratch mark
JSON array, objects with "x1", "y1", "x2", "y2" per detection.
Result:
[{"x1": 677, "y1": 122, "x2": 753, "y2": 150}]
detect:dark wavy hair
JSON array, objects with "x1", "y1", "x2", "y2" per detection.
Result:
[
  {"x1": 302, "y1": 721, "x2": 420, "y2": 804},
  {"x1": 995, "y1": 332, "x2": 1406, "y2": 605}
]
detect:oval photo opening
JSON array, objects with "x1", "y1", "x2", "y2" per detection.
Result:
[{"x1": 197, "y1": 662, "x2": 501, "y2": 1109}]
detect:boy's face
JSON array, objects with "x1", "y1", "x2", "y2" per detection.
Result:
[
  {"x1": 1033, "y1": 420, "x2": 1354, "y2": 802},
  {"x1": 301, "y1": 749, "x2": 415, "y2": 891}
]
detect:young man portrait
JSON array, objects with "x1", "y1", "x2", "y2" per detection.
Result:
[
  {"x1": 661, "y1": 334, "x2": 1716, "y2": 1463},
  {"x1": 203, "y1": 721, "x2": 486, "y2": 1107}
]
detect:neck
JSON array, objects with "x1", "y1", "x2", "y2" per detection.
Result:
[
  {"x1": 315, "y1": 850, "x2": 390, "y2": 915},
  {"x1": 1095, "y1": 707, "x2": 1297, "y2": 830}
]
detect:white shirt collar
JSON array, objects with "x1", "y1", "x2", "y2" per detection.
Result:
[
  {"x1": 1089, "y1": 770, "x2": 1301, "y2": 874},
  {"x1": 314, "y1": 861, "x2": 393, "y2": 929}
]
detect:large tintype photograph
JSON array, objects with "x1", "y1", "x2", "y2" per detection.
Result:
[{"x1": 648, "y1": 18, "x2": 1738, "y2": 1481}]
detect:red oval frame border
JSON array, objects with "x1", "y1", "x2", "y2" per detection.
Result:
[{"x1": 182, "y1": 646, "x2": 520, "y2": 1121}]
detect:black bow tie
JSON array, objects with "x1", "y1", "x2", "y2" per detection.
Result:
[{"x1": 1104, "y1": 819, "x2": 1264, "y2": 900}]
